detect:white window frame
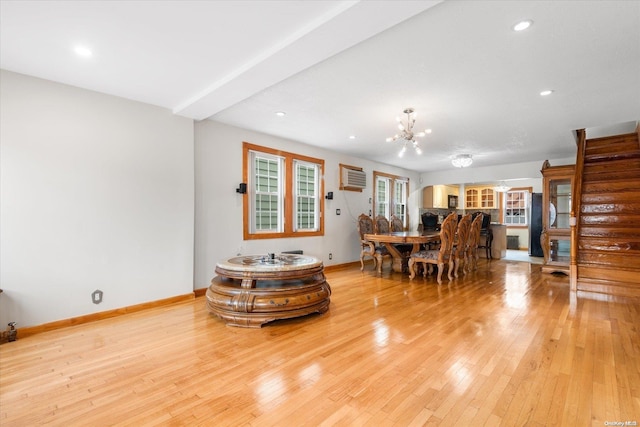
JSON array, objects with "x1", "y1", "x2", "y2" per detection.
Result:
[
  {"x1": 375, "y1": 176, "x2": 390, "y2": 218},
  {"x1": 393, "y1": 179, "x2": 408, "y2": 227},
  {"x1": 294, "y1": 160, "x2": 320, "y2": 232},
  {"x1": 249, "y1": 151, "x2": 284, "y2": 234},
  {"x1": 504, "y1": 189, "x2": 529, "y2": 226}
]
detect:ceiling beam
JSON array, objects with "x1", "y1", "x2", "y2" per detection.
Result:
[{"x1": 172, "y1": 0, "x2": 442, "y2": 121}]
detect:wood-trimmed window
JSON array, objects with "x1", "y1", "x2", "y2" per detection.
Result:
[
  {"x1": 243, "y1": 142, "x2": 324, "y2": 240},
  {"x1": 504, "y1": 187, "x2": 533, "y2": 227},
  {"x1": 373, "y1": 171, "x2": 409, "y2": 228}
]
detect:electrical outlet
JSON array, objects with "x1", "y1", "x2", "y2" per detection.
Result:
[
  {"x1": 329, "y1": 253, "x2": 333, "y2": 260},
  {"x1": 92, "y1": 289, "x2": 103, "y2": 304}
]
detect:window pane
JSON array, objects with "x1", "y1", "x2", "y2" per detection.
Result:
[
  {"x1": 295, "y1": 161, "x2": 319, "y2": 231},
  {"x1": 376, "y1": 177, "x2": 390, "y2": 218},
  {"x1": 252, "y1": 153, "x2": 282, "y2": 232},
  {"x1": 504, "y1": 189, "x2": 529, "y2": 225},
  {"x1": 394, "y1": 180, "x2": 407, "y2": 226}
]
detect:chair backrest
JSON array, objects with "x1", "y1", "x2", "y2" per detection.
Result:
[
  {"x1": 389, "y1": 215, "x2": 404, "y2": 232},
  {"x1": 438, "y1": 212, "x2": 458, "y2": 261},
  {"x1": 472, "y1": 211, "x2": 491, "y2": 230},
  {"x1": 421, "y1": 212, "x2": 438, "y2": 229},
  {"x1": 469, "y1": 213, "x2": 483, "y2": 248},
  {"x1": 481, "y1": 213, "x2": 491, "y2": 230},
  {"x1": 455, "y1": 213, "x2": 472, "y2": 255},
  {"x1": 357, "y1": 214, "x2": 374, "y2": 241},
  {"x1": 374, "y1": 215, "x2": 390, "y2": 233}
]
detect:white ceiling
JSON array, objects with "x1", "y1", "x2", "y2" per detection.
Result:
[{"x1": 2, "y1": 0, "x2": 639, "y2": 172}]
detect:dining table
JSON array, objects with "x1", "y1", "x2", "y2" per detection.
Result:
[{"x1": 363, "y1": 230, "x2": 441, "y2": 273}]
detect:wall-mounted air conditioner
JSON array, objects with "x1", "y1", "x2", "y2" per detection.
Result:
[{"x1": 340, "y1": 164, "x2": 366, "y2": 191}]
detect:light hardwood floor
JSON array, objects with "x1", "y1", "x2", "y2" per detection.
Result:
[{"x1": 1, "y1": 259, "x2": 639, "y2": 426}]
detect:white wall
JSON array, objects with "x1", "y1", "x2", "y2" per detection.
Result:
[
  {"x1": 194, "y1": 120, "x2": 420, "y2": 288},
  {"x1": 0, "y1": 70, "x2": 579, "y2": 328},
  {"x1": 0, "y1": 70, "x2": 195, "y2": 328}
]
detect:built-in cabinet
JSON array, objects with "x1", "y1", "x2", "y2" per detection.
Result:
[
  {"x1": 540, "y1": 162, "x2": 575, "y2": 274},
  {"x1": 422, "y1": 185, "x2": 459, "y2": 209},
  {"x1": 465, "y1": 186, "x2": 497, "y2": 209}
]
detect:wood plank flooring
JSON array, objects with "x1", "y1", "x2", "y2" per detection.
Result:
[{"x1": 1, "y1": 259, "x2": 639, "y2": 426}]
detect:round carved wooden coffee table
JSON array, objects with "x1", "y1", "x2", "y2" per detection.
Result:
[{"x1": 206, "y1": 253, "x2": 331, "y2": 328}]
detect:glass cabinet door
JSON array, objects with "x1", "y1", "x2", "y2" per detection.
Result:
[
  {"x1": 541, "y1": 162, "x2": 574, "y2": 274},
  {"x1": 549, "y1": 178, "x2": 571, "y2": 229},
  {"x1": 548, "y1": 235, "x2": 571, "y2": 265}
]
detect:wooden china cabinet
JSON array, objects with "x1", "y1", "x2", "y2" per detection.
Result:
[{"x1": 540, "y1": 161, "x2": 575, "y2": 274}]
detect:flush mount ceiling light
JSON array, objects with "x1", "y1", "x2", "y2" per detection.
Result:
[
  {"x1": 275, "y1": 111, "x2": 286, "y2": 117},
  {"x1": 348, "y1": 135, "x2": 356, "y2": 140},
  {"x1": 494, "y1": 181, "x2": 512, "y2": 192},
  {"x1": 513, "y1": 19, "x2": 533, "y2": 31},
  {"x1": 74, "y1": 45, "x2": 92, "y2": 57},
  {"x1": 451, "y1": 154, "x2": 473, "y2": 168},
  {"x1": 385, "y1": 108, "x2": 431, "y2": 157},
  {"x1": 540, "y1": 89, "x2": 554, "y2": 96}
]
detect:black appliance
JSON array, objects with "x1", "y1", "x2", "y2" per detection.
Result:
[{"x1": 529, "y1": 192, "x2": 543, "y2": 257}]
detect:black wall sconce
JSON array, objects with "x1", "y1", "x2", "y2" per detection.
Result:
[
  {"x1": 236, "y1": 183, "x2": 247, "y2": 194},
  {"x1": 325, "y1": 191, "x2": 333, "y2": 200}
]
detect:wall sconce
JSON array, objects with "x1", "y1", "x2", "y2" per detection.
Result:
[
  {"x1": 236, "y1": 183, "x2": 247, "y2": 194},
  {"x1": 325, "y1": 191, "x2": 333, "y2": 200}
]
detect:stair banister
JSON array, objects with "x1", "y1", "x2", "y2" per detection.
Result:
[{"x1": 570, "y1": 129, "x2": 586, "y2": 291}]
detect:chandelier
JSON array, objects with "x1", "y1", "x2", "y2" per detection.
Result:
[
  {"x1": 451, "y1": 154, "x2": 473, "y2": 168},
  {"x1": 494, "y1": 181, "x2": 511, "y2": 192},
  {"x1": 385, "y1": 108, "x2": 431, "y2": 157}
]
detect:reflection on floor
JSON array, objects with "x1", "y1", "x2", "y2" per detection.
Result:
[{"x1": 503, "y1": 249, "x2": 543, "y2": 264}]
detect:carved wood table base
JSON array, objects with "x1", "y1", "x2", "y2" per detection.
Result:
[{"x1": 206, "y1": 254, "x2": 331, "y2": 328}]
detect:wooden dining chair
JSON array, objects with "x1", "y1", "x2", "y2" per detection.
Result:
[
  {"x1": 408, "y1": 212, "x2": 457, "y2": 284},
  {"x1": 374, "y1": 215, "x2": 390, "y2": 233},
  {"x1": 357, "y1": 214, "x2": 391, "y2": 274},
  {"x1": 453, "y1": 213, "x2": 472, "y2": 277},
  {"x1": 467, "y1": 213, "x2": 484, "y2": 271},
  {"x1": 389, "y1": 215, "x2": 404, "y2": 232}
]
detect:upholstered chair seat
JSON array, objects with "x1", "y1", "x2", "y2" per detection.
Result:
[{"x1": 411, "y1": 249, "x2": 440, "y2": 261}]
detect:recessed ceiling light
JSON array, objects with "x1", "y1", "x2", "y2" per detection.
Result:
[
  {"x1": 513, "y1": 20, "x2": 533, "y2": 32},
  {"x1": 540, "y1": 89, "x2": 554, "y2": 96},
  {"x1": 275, "y1": 111, "x2": 286, "y2": 117},
  {"x1": 74, "y1": 45, "x2": 92, "y2": 57},
  {"x1": 349, "y1": 135, "x2": 356, "y2": 140}
]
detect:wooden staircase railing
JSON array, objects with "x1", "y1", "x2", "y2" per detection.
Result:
[{"x1": 570, "y1": 129, "x2": 586, "y2": 291}]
